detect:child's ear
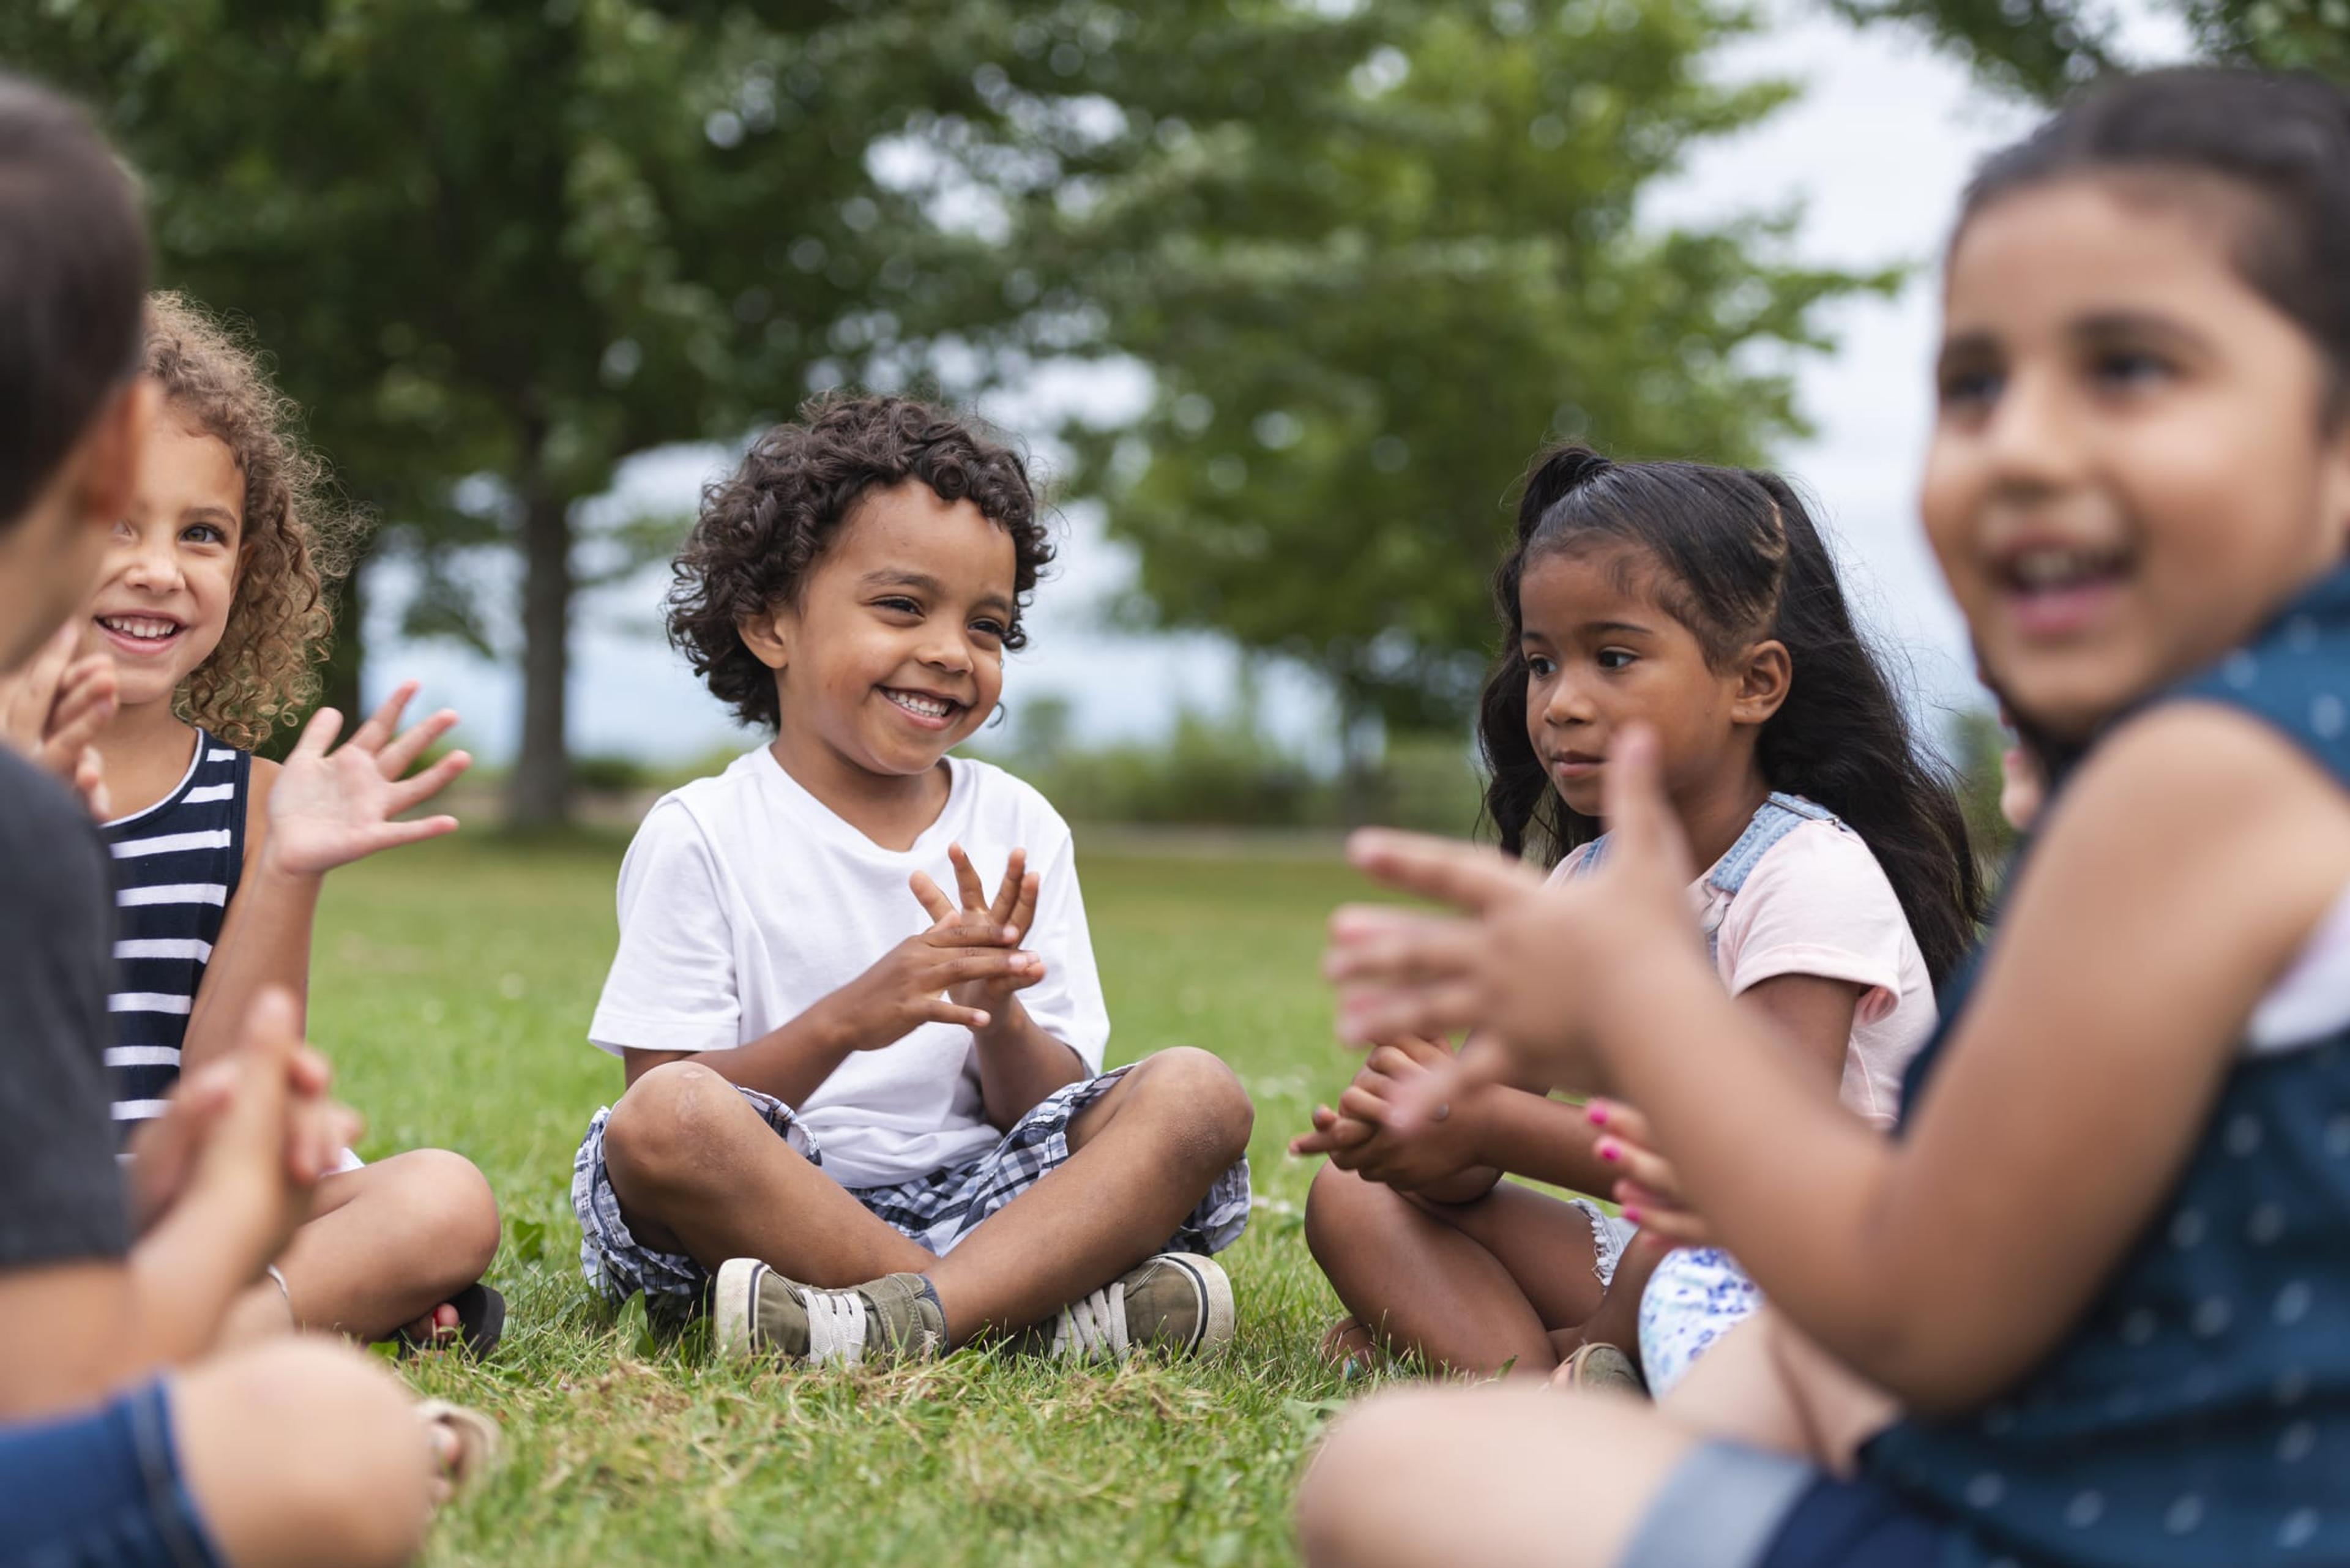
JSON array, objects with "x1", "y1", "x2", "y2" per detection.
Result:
[
  {"x1": 1729, "y1": 639, "x2": 1792, "y2": 726},
  {"x1": 736, "y1": 603, "x2": 793, "y2": 673}
]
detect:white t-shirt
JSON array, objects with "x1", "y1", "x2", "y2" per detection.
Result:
[
  {"x1": 1553, "y1": 815, "x2": 1936, "y2": 1127},
  {"x1": 588, "y1": 748, "x2": 1111, "y2": 1189}
]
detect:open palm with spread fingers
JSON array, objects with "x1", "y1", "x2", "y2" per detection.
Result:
[
  {"x1": 911, "y1": 842, "x2": 1043, "y2": 1035},
  {"x1": 264, "y1": 681, "x2": 471, "y2": 877},
  {"x1": 1324, "y1": 726, "x2": 1703, "y2": 1126}
]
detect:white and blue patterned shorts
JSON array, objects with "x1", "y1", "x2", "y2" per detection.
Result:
[
  {"x1": 572, "y1": 1063, "x2": 1253, "y2": 1322},
  {"x1": 1639, "y1": 1245, "x2": 1763, "y2": 1397}
]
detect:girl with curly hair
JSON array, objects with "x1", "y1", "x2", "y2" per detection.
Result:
[{"x1": 81, "y1": 293, "x2": 503, "y2": 1354}]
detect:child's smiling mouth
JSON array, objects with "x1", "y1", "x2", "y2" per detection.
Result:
[
  {"x1": 94, "y1": 612, "x2": 188, "y2": 656},
  {"x1": 1991, "y1": 540, "x2": 2133, "y2": 641},
  {"x1": 880, "y1": 685, "x2": 965, "y2": 728}
]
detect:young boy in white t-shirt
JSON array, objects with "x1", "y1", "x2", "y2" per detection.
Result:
[{"x1": 572, "y1": 394, "x2": 1254, "y2": 1365}]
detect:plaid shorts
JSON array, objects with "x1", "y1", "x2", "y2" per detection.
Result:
[{"x1": 572, "y1": 1063, "x2": 1253, "y2": 1318}]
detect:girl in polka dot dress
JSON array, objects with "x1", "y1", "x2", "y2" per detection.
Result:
[{"x1": 1304, "y1": 68, "x2": 2350, "y2": 1568}]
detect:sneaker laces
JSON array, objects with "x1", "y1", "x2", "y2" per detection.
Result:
[
  {"x1": 802, "y1": 1287, "x2": 870, "y2": 1368},
  {"x1": 1046, "y1": 1279, "x2": 1129, "y2": 1361}
]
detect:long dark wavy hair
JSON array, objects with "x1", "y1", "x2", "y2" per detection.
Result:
[{"x1": 1476, "y1": 446, "x2": 1983, "y2": 986}]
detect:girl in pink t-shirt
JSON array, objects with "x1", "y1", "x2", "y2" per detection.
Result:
[{"x1": 1294, "y1": 445, "x2": 1980, "y2": 1390}]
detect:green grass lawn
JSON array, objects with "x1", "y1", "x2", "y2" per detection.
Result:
[{"x1": 313, "y1": 832, "x2": 1405, "y2": 1567}]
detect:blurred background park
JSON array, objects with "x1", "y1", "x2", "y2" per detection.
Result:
[{"x1": 17, "y1": 0, "x2": 2333, "y2": 849}]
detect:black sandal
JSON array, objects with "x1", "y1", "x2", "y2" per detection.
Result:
[{"x1": 396, "y1": 1282, "x2": 506, "y2": 1361}]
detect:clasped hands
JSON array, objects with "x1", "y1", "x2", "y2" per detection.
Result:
[{"x1": 1304, "y1": 726, "x2": 1715, "y2": 1235}]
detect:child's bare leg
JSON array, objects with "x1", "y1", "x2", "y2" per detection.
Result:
[
  {"x1": 171, "y1": 1338, "x2": 439, "y2": 1568},
  {"x1": 1654, "y1": 1308, "x2": 1898, "y2": 1471},
  {"x1": 599, "y1": 1061, "x2": 938, "y2": 1285},
  {"x1": 923, "y1": 1048, "x2": 1253, "y2": 1345},
  {"x1": 1299, "y1": 1384, "x2": 1696, "y2": 1568},
  {"x1": 262, "y1": 1152, "x2": 501, "y2": 1343},
  {"x1": 1548, "y1": 1228, "x2": 1671, "y2": 1366},
  {"x1": 1305, "y1": 1162, "x2": 1606, "y2": 1376}
]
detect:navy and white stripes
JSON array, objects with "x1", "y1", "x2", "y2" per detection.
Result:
[{"x1": 103, "y1": 733, "x2": 247, "y2": 1132}]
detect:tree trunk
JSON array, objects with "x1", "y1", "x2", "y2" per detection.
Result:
[{"x1": 508, "y1": 470, "x2": 573, "y2": 828}]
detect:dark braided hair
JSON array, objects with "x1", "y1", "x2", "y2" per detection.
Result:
[
  {"x1": 1477, "y1": 446, "x2": 1984, "y2": 987},
  {"x1": 668, "y1": 393, "x2": 1051, "y2": 730}
]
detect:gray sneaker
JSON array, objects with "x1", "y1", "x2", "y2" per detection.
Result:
[
  {"x1": 1013, "y1": 1252, "x2": 1236, "y2": 1361},
  {"x1": 712, "y1": 1260, "x2": 946, "y2": 1367}
]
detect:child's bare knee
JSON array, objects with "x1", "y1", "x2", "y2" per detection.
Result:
[
  {"x1": 1138, "y1": 1046, "x2": 1254, "y2": 1164},
  {"x1": 390, "y1": 1148, "x2": 501, "y2": 1279},
  {"x1": 1297, "y1": 1392, "x2": 1437, "y2": 1567},
  {"x1": 184, "y1": 1341, "x2": 434, "y2": 1568},
  {"x1": 603, "y1": 1060, "x2": 739, "y2": 1190},
  {"x1": 1302, "y1": 1160, "x2": 1376, "y2": 1266}
]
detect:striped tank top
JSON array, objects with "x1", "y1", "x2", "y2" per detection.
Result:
[{"x1": 102, "y1": 731, "x2": 248, "y2": 1133}]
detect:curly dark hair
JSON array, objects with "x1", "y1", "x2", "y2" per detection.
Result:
[
  {"x1": 146, "y1": 293, "x2": 359, "y2": 750},
  {"x1": 1478, "y1": 446, "x2": 1984, "y2": 988},
  {"x1": 668, "y1": 393, "x2": 1051, "y2": 730}
]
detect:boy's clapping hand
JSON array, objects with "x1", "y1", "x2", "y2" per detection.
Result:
[
  {"x1": 262, "y1": 681, "x2": 471, "y2": 878},
  {"x1": 819, "y1": 845, "x2": 1044, "y2": 1049},
  {"x1": 909, "y1": 843, "x2": 1045, "y2": 1042},
  {"x1": 1324, "y1": 727, "x2": 1703, "y2": 1124}
]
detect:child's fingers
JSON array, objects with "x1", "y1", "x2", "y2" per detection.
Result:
[
  {"x1": 1613, "y1": 1181, "x2": 1711, "y2": 1243},
  {"x1": 1337, "y1": 980, "x2": 1485, "y2": 1048},
  {"x1": 919, "y1": 998, "x2": 993, "y2": 1032},
  {"x1": 376, "y1": 709, "x2": 458, "y2": 778},
  {"x1": 1324, "y1": 907, "x2": 1486, "y2": 987},
  {"x1": 987, "y1": 848, "x2": 1028, "y2": 926},
  {"x1": 348, "y1": 681, "x2": 419, "y2": 754},
  {"x1": 1343, "y1": 830, "x2": 1540, "y2": 915},
  {"x1": 370, "y1": 815, "x2": 461, "y2": 853},
  {"x1": 1364, "y1": 1043, "x2": 1427, "y2": 1080},
  {"x1": 937, "y1": 949, "x2": 1042, "y2": 988},
  {"x1": 909, "y1": 870, "x2": 960, "y2": 925},
  {"x1": 1002, "y1": 871, "x2": 1039, "y2": 947},
  {"x1": 1584, "y1": 1096, "x2": 1652, "y2": 1146},
  {"x1": 289, "y1": 705, "x2": 345, "y2": 763},
  {"x1": 1596, "y1": 726, "x2": 1696, "y2": 889},
  {"x1": 1335, "y1": 1084, "x2": 1393, "y2": 1126},
  {"x1": 947, "y1": 842, "x2": 988, "y2": 911},
  {"x1": 387, "y1": 751, "x2": 471, "y2": 813},
  {"x1": 1384, "y1": 1034, "x2": 1509, "y2": 1130},
  {"x1": 1595, "y1": 1135, "x2": 1681, "y2": 1199}
]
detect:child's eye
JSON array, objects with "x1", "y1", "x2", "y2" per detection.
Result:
[
  {"x1": 874, "y1": 595, "x2": 923, "y2": 616},
  {"x1": 969, "y1": 617, "x2": 1007, "y2": 641},
  {"x1": 182, "y1": 523, "x2": 228, "y2": 547},
  {"x1": 2092, "y1": 348, "x2": 2171, "y2": 392},
  {"x1": 1524, "y1": 654, "x2": 1556, "y2": 679},
  {"x1": 1597, "y1": 649, "x2": 1636, "y2": 671},
  {"x1": 1938, "y1": 367, "x2": 2004, "y2": 411}
]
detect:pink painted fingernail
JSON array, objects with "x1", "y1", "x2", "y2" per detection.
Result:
[
  {"x1": 1597, "y1": 1140, "x2": 1620, "y2": 1162},
  {"x1": 1622, "y1": 1206, "x2": 1644, "y2": 1225},
  {"x1": 1587, "y1": 1102, "x2": 1609, "y2": 1126}
]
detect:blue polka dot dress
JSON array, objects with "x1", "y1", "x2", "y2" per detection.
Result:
[{"x1": 1864, "y1": 564, "x2": 2350, "y2": 1568}]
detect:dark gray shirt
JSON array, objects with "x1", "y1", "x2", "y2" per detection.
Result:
[{"x1": 0, "y1": 745, "x2": 129, "y2": 1264}]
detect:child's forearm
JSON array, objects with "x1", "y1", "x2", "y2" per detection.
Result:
[
  {"x1": 181, "y1": 853, "x2": 318, "y2": 1075},
  {"x1": 1472, "y1": 1087, "x2": 1616, "y2": 1195},
  {"x1": 125, "y1": 1166, "x2": 285, "y2": 1364},
  {"x1": 971, "y1": 1003, "x2": 1085, "y2": 1130},
  {"x1": 625, "y1": 1001, "x2": 862, "y2": 1105}
]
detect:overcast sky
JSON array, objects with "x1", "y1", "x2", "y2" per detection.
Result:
[{"x1": 365, "y1": 0, "x2": 2187, "y2": 767}]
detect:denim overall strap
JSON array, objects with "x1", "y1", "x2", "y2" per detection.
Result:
[{"x1": 1575, "y1": 793, "x2": 1835, "y2": 956}]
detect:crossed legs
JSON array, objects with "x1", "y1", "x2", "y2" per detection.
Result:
[
  {"x1": 599, "y1": 1047, "x2": 1253, "y2": 1346},
  {"x1": 1304, "y1": 1162, "x2": 1663, "y2": 1377}
]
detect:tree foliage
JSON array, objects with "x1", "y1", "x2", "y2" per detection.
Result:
[{"x1": 1002, "y1": 0, "x2": 1892, "y2": 742}]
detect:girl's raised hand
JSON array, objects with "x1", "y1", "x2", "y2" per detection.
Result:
[
  {"x1": 1326, "y1": 727, "x2": 1703, "y2": 1127},
  {"x1": 263, "y1": 681, "x2": 471, "y2": 878}
]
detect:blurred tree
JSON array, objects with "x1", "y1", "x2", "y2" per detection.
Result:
[
  {"x1": 2, "y1": 0, "x2": 1050, "y2": 823},
  {"x1": 963, "y1": 0, "x2": 1890, "y2": 782},
  {"x1": 1824, "y1": 0, "x2": 2346, "y2": 100}
]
